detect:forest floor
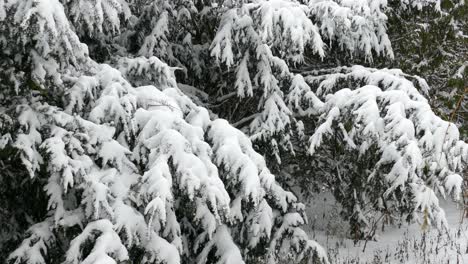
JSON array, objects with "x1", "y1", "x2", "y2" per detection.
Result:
[{"x1": 304, "y1": 193, "x2": 468, "y2": 264}]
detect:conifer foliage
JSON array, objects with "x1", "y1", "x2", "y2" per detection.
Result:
[
  {"x1": 203, "y1": 0, "x2": 467, "y2": 239},
  {"x1": 0, "y1": 0, "x2": 467, "y2": 263},
  {"x1": 386, "y1": 0, "x2": 467, "y2": 136},
  {"x1": 0, "y1": 0, "x2": 326, "y2": 263}
]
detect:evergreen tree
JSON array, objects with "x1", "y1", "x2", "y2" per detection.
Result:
[
  {"x1": 386, "y1": 0, "x2": 467, "y2": 136},
  {"x1": 0, "y1": 0, "x2": 326, "y2": 263},
  {"x1": 201, "y1": 0, "x2": 467, "y2": 239},
  {"x1": 0, "y1": 0, "x2": 466, "y2": 261}
]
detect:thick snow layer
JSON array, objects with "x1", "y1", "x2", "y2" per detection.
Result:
[{"x1": 304, "y1": 193, "x2": 468, "y2": 263}]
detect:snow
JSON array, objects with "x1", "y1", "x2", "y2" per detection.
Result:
[
  {"x1": 144, "y1": 232, "x2": 180, "y2": 264},
  {"x1": 66, "y1": 0, "x2": 125, "y2": 37},
  {"x1": 209, "y1": 119, "x2": 263, "y2": 202},
  {"x1": 288, "y1": 74, "x2": 324, "y2": 116},
  {"x1": 305, "y1": 193, "x2": 468, "y2": 263},
  {"x1": 66, "y1": 219, "x2": 128, "y2": 264},
  {"x1": 444, "y1": 174, "x2": 464, "y2": 200},
  {"x1": 301, "y1": 65, "x2": 467, "y2": 228},
  {"x1": 235, "y1": 53, "x2": 253, "y2": 98},
  {"x1": 2, "y1": 0, "x2": 466, "y2": 263},
  {"x1": 139, "y1": 10, "x2": 170, "y2": 58},
  {"x1": 309, "y1": 0, "x2": 393, "y2": 60},
  {"x1": 197, "y1": 225, "x2": 245, "y2": 264}
]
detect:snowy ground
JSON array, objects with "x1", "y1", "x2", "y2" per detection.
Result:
[{"x1": 304, "y1": 193, "x2": 468, "y2": 264}]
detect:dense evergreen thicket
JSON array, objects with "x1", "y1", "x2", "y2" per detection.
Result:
[
  {"x1": 387, "y1": 0, "x2": 467, "y2": 136},
  {"x1": 0, "y1": 0, "x2": 466, "y2": 263}
]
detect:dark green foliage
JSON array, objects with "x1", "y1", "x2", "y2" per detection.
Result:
[
  {"x1": 386, "y1": 0, "x2": 467, "y2": 136},
  {"x1": 0, "y1": 146, "x2": 49, "y2": 258}
]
